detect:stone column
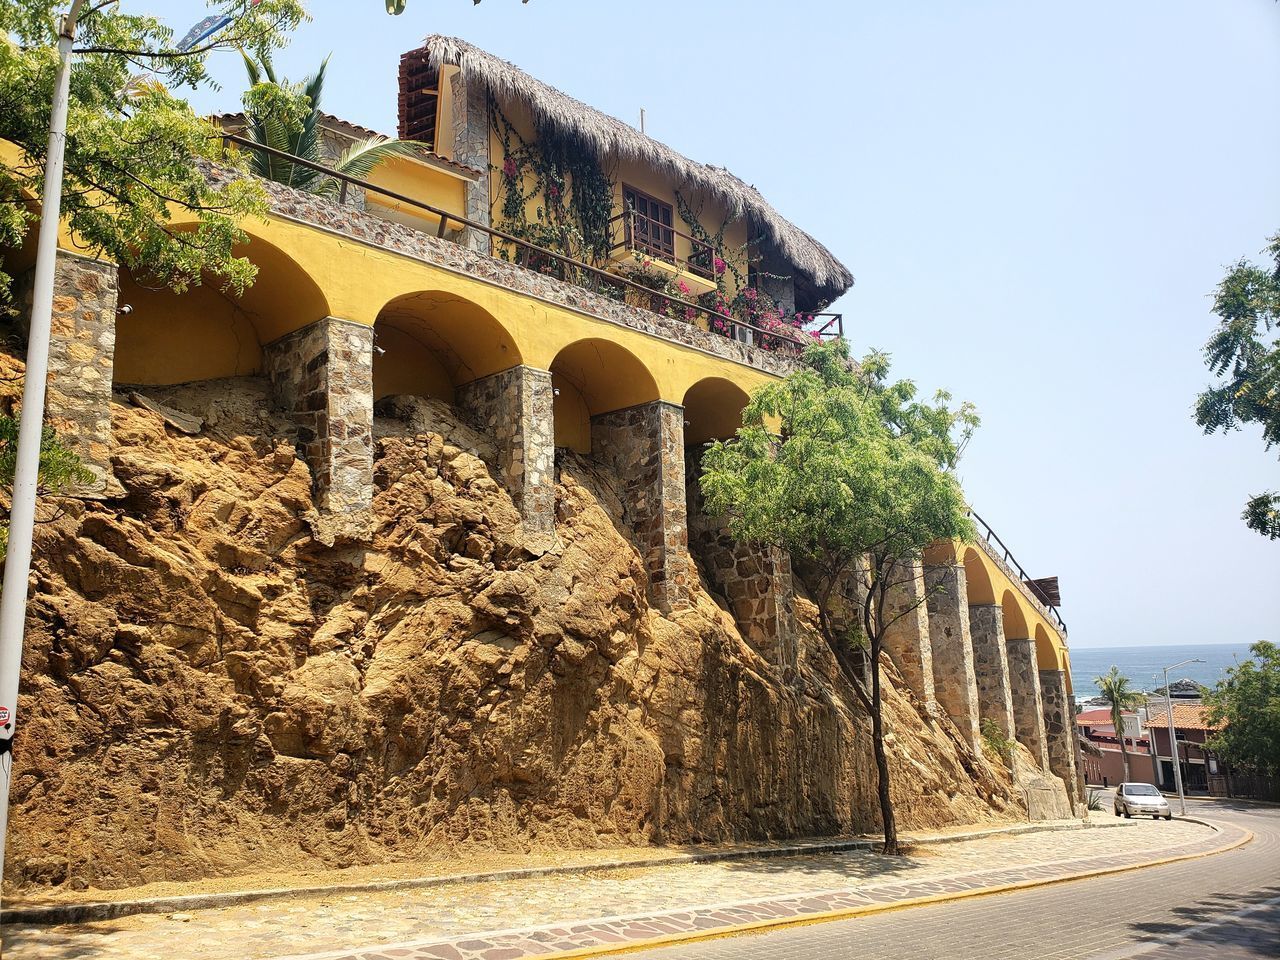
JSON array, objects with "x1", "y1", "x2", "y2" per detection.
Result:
[
  {"x1": 687, "y1": 458, "x2": 797, "y2": 675},
  {"x1": 924, "y1": 562, "x2": 982, "y2": 750},
  {"x1": 450, "y1": 71, "x2": 490, "y2": 253},
  {"x1": 15, "y1": 252, "x2": 119, "y2": 496},
  {"x1": 591, "y1": 401, "x2": 690, "y2": 612},
  {"x1": 1006, "y1": 638, "x2": 1050, "y2": 769},
  {"x1": 457, "y1": 365, "x2": 556, "y2": 555},
  {"x1": 263, "y1": 318, "x2": 374, "y2": 544},
  {"x1": 968, "y1": 604, "x2": 1016, "y2": 740},
  {"x1": 1068, "y1": 693, "x2": 1087, "y2": 804},
  {"x1": 882, "y1": 559, "x2": 936, "y2": 712},
  {"x1": 1040, "y1": 669, "x2": 1082, "y2": 804}
]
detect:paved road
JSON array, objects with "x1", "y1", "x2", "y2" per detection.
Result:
[{"x1": 621, "y1": 797, "x2": 1280, "y2": 960}]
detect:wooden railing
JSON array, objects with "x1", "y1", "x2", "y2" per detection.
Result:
[
  {"x1": 220, "y1": 133, "x2": 841, "y2": 358},
  {"x1": 968, "y1": 508, "x2": 1068, "y2": 634},
  {"x1": 610, "y1": 208, "x2": 718, "y2": 280}
]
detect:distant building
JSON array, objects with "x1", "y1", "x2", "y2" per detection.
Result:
[
  {"x1": 1076, "y1": 708, "x2": 1156, "y2": 787},
  {"x1": 1143, "y1": 703, "x2": 1226, "y2": 795}
]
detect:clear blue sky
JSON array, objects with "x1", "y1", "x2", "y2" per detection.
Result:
[{"x1": 159, "y1": 0, "x2": 1280, "y2": 650}]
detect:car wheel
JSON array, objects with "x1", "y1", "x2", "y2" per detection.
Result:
[
  {"x1": 1113, "y1": 807, "x2": 1121, "y2": 816},
  {"x1": 1123, "y1": 809, "x2": 1131, "y2": 818},
  {"x1": 1152, "y1": 815, "x2": 1160, "y2": 820},
  {"x1": 1165, "y1": 814, "x2": 1172, "y2": 821}
]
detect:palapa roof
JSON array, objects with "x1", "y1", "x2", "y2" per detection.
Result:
[{"x1": 409, "y1": 36, "x2": 854, "y2": 307}]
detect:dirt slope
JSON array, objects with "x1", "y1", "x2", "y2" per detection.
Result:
[{"x1": 3, "y1": 371, "x2": 1026, "y2": 892}]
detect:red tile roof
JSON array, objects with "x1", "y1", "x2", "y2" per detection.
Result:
[{"x1": 1145, "y1": 703, "x2": 1220, "y2": 731}]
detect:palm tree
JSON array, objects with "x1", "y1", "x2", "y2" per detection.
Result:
[
  {"x1": 1096, "y1": 666, "x2": 1143, "y2": 781},
  {"x1": 239, "y1": 53, "x2": 425, "y2": 196}
]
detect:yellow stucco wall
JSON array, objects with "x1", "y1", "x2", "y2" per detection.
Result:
[{"x1": 364, "y1": 156, "x2": 469, "y2": 236}]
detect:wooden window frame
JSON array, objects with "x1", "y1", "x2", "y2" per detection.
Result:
[{"x1": 622, "y1": 184, "x2": 676, "y2": 262}]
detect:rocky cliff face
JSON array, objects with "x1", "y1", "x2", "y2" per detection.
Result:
[{"x1": 4, "y1": 369, "x2": 1028, "y2": 892}]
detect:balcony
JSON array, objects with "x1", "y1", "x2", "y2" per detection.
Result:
[{"x1": 607, "y1": 209, "x2": 720, "y2": 296}]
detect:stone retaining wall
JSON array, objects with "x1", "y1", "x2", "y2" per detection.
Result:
[
  {"x1": 590, "y1": 401, "x2": 691, "y2": 612},
  {"x1": 457, "y1": 365, "x2": 556, "y2": 554},
  {"x1": 15, "y1": 253, "x2": 119, "y2": 496},
  {"x1": 924, "y1": 563, "x2": 982, "y2": 750}
]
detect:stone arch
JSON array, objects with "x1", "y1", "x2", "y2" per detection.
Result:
[
  {"x1": 961, "y1": 547, "x2": 996, "y2": 605},
  {"x1": 113, "y1": 232, "x2": 331, "y2": 386},
  {"x1": 1000, "y1": 588, "x2": 1030, "y2": 639},
  {"x1": 1034, "y1": 622, "x2": 1061, "y2": 672},
  {"x1": 549, "y1": 338, "x2": 660, "y2": 454},
  {"x1": 372, "y1": 291, "x2": 521, "y2": 402},
  {"x1": 681, "y1": 377, "x2": 750, "y2": 447}
]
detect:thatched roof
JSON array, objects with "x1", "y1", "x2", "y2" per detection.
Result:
[{"x1": 411, "y1": 36, "x2": 854, "y2": 306}]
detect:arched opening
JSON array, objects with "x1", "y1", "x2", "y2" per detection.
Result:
[
  {"x1": 1001, "y1": 589, "x2": 1030, "y2": 640},
  {"x1": 682, "y1": 377, "x2": 750, "y2": 447},
  {"x1": 1034, "y1": 622, "x2": 1060, "y2": 672},
  {"x1": 962, "y1": 547, "x2": 996, "y2": 605},
  {"x1": 372, "y1": 291, "x2": 520, "y2": 403},
  {"x1": 113, "y1": 232, "x2": 330, "y2": 386},
  {"x1": 549, "y1": 338, "x2": 659, "y2": 454}
]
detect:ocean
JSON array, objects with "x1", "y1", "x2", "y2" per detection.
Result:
[{"x1": 1068, "y1": 642, "x2": 1256, "y2": 701}]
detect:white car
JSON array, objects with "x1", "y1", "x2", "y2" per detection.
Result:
[{"x1": 1114, "y1": 782, "x2": 1173, "y2": 820}]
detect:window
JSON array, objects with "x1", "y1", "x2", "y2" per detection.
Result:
[
  {"x1": 622, "y1": 185, "x2": 675, "y2": 261},
  {"x1": 1124, "y1": 784, "x2": 1160, "y2": 796}
]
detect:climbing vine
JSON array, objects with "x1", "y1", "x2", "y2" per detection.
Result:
[{"x1": 492, "y1": 104, "x2": 614, "y2": 267}]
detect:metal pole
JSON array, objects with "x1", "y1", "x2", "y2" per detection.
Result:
[
  {"x1": 0, "y1": 0, "x2": 86, "y2": 894},
  {"x1": 1164, "y1": 665, "x2": 1186, "y2": 816}
]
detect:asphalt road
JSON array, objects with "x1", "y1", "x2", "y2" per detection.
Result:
[{"x1": 619, "y1": 796, "x2": 1280, "y2": 960}]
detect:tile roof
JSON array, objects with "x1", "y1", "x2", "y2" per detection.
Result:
[{"x1": 1145, "y1": 703, "x2": 1221, "y2": 731}]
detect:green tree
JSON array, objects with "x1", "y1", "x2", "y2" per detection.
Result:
[
  {"x1": 1206, "y1": 641, "x2": 1280, "y2": 780},
  {"x1": 0, "y1": 414, "x2": 94, "y2": 554},
  {"x1": 238, "y1": 52, "x2": 425, "y2": 196},
  {"x1": 1196, "y1": 235, "x2": 1280, "y2": 539},
  {"x1": 700, "y1": 340, "x2": 977, "y2": 854},
  {"x1": 1, "y1": 0, "x2": 307, "y2": 310},
  {"x1": 1095, "y1": 666, "x2": 1142, "y2": 782}
]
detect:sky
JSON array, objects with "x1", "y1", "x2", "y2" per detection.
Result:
[{"x1": 157, "y1": 0, "x2": 1280, "y2": 650}]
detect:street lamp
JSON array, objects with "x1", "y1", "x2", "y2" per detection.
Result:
[
  {"x1": 1162, "y1": 657, "x2": 1204, "y2": 817},
  {"x1": 0, "y1": 0, "x2": 87, "y2": 889}
]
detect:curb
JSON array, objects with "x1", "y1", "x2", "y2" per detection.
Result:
[
  {"x1": 1, "y1": 818, "x2": 1121, "y2": 927},
  {"x1": 270, "y1": 818, "x2": 1252, "y2": 960}
]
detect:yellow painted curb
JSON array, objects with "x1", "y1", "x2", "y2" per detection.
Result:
[{"x1": 537, "y1": 825, "x2": 1255, "y2": 960}]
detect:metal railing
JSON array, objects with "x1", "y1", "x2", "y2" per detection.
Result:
[
  {"x1": 221, "y1": 133, "x2": 839, "y2": 358},
  {"x1": 610, "y1": 208, "x2": 718, "y2": 280},
  {"x1": 799, "y1": 312, "x2": 844, "y2": 341},
  {"x1": 967, "y1": 508, "x2": 1068, "y2": 633}
]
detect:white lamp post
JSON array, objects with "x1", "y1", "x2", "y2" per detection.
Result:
[
  {"x1": 0, "y1": 0, "x2": 87, "y2": 892},
  {"x1": 1161, "y1": 657, "x2": 1204, "y2": 817}
]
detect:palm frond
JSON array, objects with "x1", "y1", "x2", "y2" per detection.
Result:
[{"x1": 334, "y1": 137, "x2": 429, "y2": 182}]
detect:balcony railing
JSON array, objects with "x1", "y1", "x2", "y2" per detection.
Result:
[
  {"x1": 967, "y1": 508, "x2": 1068, "y2": 634},
  {"x1": 221, "y1": 134, "x2": 840, "y2": 358},
  {"x1": 610, "y1": 209, "x2": 718, "y2": 282}
]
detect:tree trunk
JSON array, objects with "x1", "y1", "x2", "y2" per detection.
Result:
[{"x1": 869, "y1": 653, "x2": 898, "y2": 854}]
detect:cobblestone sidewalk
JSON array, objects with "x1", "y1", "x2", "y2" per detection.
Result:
[{"x1": 4, "y1": 818, "x2": 1235, "y2": 960}]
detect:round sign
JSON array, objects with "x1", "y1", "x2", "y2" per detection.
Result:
[{"x1": 0, "y1": 707, "x2": 10, "y2": 725}]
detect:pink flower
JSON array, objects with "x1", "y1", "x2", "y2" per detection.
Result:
[
  {"x1": 714, "y1": 256, "x2": 727, "y2": 275},
  {"x1": 502, "y1": 157, "x2": 518, "y2": 177},
  {"x1": 548, "y1": 184, "x2": 560, "y2": 199},
  {"x1": 744, "y1": 288, "x2": 757, "y2": 301},
  {"x1": 677, "y1": 279, "x2": 691, "y2": 295},
  {"x1": 684, "y1": 307, "x2": 696, "y2": 321}
]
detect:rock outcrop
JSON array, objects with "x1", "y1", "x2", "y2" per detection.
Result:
[{"x1": 4, "y1": 367, "x2": 1030, "y2": 893}]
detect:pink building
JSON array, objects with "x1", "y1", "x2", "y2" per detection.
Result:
[{"x1": 1076, "y1": 708, "x2": 1157, "y2": 788}]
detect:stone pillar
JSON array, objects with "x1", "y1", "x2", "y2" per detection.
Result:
[
  {"x1": 881, "y1": 559, "x2": 936, "y2": 712},
  {"x1": 1040, "y1": 669, "x2": 1082, "y2": 805},
  {"x1": 924, "y1": 562, "x2": 981, "y2": 750},
  {"x1": 15, "y1": 252, "x2": 119, "y2": 495},
  {"x1": 457, "y1": 365, "x2": 556, "y2": 554},
  {"x1": 450, "y1": 71, "x2": 490, "y2": 253},
  {"x1": 1068, "y1": 693, "x2": 1087, "y2": 804},
  {"x1": 687, "y1": 458, "x2": 797, "y2": 675},
  {"x1": 591, "y1": 401, "x2": 690, "y2": 612},
  {"x1": 1006, "y1": 638, "x2": 1050, "y2": 769},
  {"x1": 263, "y1": 318, "x2": 374, "y2": 543},
  {"x1": 968, "y1": 604, "x2": 1016, "y2": 740}
]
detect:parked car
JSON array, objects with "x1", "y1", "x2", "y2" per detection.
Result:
[{"x1": 1114, "y1": 782, "x2": 1173, "y2": 820}]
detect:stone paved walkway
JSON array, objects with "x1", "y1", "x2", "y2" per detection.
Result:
[{"x1": 3, "y1": 817, "x2": 1233, "y2": 960}]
